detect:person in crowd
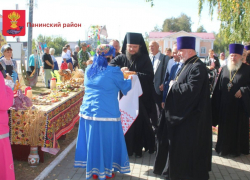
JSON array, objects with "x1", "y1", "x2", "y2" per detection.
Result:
[
  {"x1": 154, "y1": 42, "x2": 182, "y2": 176},
  {"x1": 149, "y1": 41, "x2": 169, "y2": 128},
  {"x1": 42, "y1": 47, "x2": 53, "y2": 88},
  {"x1": 78, "y1": 43, "x2": 89, "y2": 71},
  {"x1": 212, "y1": 44, "x2": 250, "y2": 157},
  {"x1": 242, "y1": 48, "x2": 247, "y2": 64},
  {"x1": 154, "y1": 36, "x2": 212, "y2": 179},
  {"x1": 62, "y1": 47, "x2": 71, "y2": 70},
  {"x1": 245, "y1": 45, "x2": 250, "y2": 54},
  {"x1": 65, "y1": 44, "x2": 72, "y2": 57},
  {"x1": 246, "y1": 53, "x2": 250, "y2": 65},
  {"x1": 110, "y1": 32, "x2": 155, "y2": 157},
  {"x1": 158, "y1": 47, "x2": 176, "y2": 100},
  {"x1": 29, "y1": 49, "x2": 42, "y2": 75},
  {"x1": 74, "y1": 44, "x2": 131, "y2": 180},
  {"x1": 204, "y1": 49, "x2": 220, "y2": 71},
  {"x1": 0, "y1": 45, "x2": 18, "y2": 85},
  {"x1": 165, "y1": 48, "x2": 172, "y2": 58},
  {"x1": 163, "y1": 48, "x2": 175, "y2": 79},
  {"x1": 72, "y1": 45, "x2": 80, "y2": 69},
  {"x1": 61, "y1": 58, "x2": 68, "y2": 70},
  {"x1": 63, "y1": 44, "x2": 73, "y2": 71},
  {"x1": 49, "y1": 48, "x2": 59, "y2": 71},
  {"x1": 219, "y1": 52, "x2": 227, "y2": 67},
  {"x1": 161, "y1": 43, "x2": 182, "y2": 109},
  {"x1": 109, "y1": 39, "x2": 121, "y2": 57},
  {"x1": 0, "y1": 72, "x2": 15, "y2": 180}
]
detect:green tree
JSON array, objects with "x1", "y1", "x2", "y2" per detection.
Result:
[
  {"x1": 36, "y1": 34, "x2": 52, "y2": 45},
  {"x1": 152, "y1": 25, "x2": 162, "y2": 32},
  {"x1": 196, "y1": 25, "x2": 207, "y2": 32},
  {"x1": 145, "y1": 0, "x2": 154, "y2": 7},
  {"x1": 213, "y1": 32, "x2": 229, "y2": 55},
  {"x1": 198, "y1": 0, "x2": 250, "y2": 43},
  {"x1": 162, "y1": 13, "x2": 192, "y2": 32},
  {"x1": 32, "y1": 39, "x2": 36, "y2": 50},
  {"x1": 78, "y1": 40, "x2": 81, "y2": 48},
  {"x1": 36, "y1": 34, "x2": 67, "y2": 56},
  {"x1": 48, "y1": 36, "x2": 68, "y2": 56}
]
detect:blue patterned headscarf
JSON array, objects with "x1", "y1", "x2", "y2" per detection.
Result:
[{"x1": 87, "y1": 44, "x2": 116, "y2": 79}]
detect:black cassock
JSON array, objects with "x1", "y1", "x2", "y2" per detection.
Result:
[
  {"x1": 154, "y1": 56, "x2": 212, "y2": 180},
  {"x1": 212, "y1": 63, "x2": 250, "y2": 156},
  {"x1": 109, "y1": 53, "x2": 155, "y2": 156}
]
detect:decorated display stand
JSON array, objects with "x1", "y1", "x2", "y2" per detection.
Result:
[{"x1": 86, "y1": 25, "x2": 108, "y2": 53}]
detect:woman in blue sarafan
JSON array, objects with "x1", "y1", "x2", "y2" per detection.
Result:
[{"x1": 74, "y1": 44, "x2": 132, "y2": 180}]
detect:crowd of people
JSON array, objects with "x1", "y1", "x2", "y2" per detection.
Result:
[
  {"x1": 1, "y1": 32, "x2": 250, "y2": 180},
  {"x1": 74, "y1": 33, "x2": 250, "y2": 180}
]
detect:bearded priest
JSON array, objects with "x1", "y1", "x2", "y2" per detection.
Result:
[{"x1": 212, "y1": 44, "x2": 250, "y2": 157}]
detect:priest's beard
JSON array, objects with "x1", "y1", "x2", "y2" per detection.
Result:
[
  {"x1": 180, "y1": 59, "x2": 186, "y2": 64},
  {"x1": 227, "y1": 58, "x2": 242, "y2": 71},
  {"x1": 126, "y1": 49, "x2": 141, "y2": 61},
  {"x1": 179, "y1": 54, "x2": 188, "y2": 63}
]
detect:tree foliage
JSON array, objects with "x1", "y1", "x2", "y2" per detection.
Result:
[
  {"x1": 145, "y1": 0, "x2": 154, "y2": 7},
  {"x1": 78, "y1": 40, "x2": 81, "y2": 48},
  {"x1": 36, "y1": 34, "x2": 68, "y2": 56},
  {"x1": 152, "y1": 25, "x2": 162, "y2": 32},
  {"x1": 196, "y1": 25, "x2": 207, "y2": 32},
  {"x1": 213, "y1": 32, "x2": 230, "y2": 55},
  {"x1": 162, "y1": 13, "x2": 192, "y2": 32},
  {"x1": 198, "y1": 0, "x2": 250, "y2": 43}
]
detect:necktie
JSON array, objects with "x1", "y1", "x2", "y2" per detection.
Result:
[
  {"x1": 175, "y1": 63, "x2": 183, "y2": 77},
  {"x1": 169, "y1": 64, "x2": 179, "y2": 81},
  {"x1": 152, "y1": 56, "x2": 155, "y2": 66}
]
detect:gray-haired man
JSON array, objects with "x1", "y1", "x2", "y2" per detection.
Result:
[{"x1": 73, "y1": 45, "x2": 80, "y2": 69}]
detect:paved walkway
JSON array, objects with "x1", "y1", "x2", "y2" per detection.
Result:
[{"x1": 45, "y1": 135, "x2": 250, "y2": 180}]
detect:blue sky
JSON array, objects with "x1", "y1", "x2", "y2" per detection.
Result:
[{"x1": 1, "y1": 0, "x2": 220, "y2": 42}]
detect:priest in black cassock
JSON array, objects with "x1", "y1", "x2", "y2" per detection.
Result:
[
  {"x1": 109, "y1": 32, "x2": 155, "y2": 157},
  {"x1": 212, "y1": 44, "x2": 250, "y2": 157},
  {"x1": 154, "y1": 36, "x2": 212, "y2": 180}
]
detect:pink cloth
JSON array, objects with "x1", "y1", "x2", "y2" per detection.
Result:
[
  {"x1": 0, "y1": 74, "x2": 13, "y2": 135},
  {"x1": 0, "y1": 137, "x2": 15, "y2": 180},
  {"x1": 0, "y1": 73, "x2": 15, "y2": 180}
]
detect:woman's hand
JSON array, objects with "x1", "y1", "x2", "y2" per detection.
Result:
[
  {"x1": 121, "y1": 67, "x2": 129, "y2": 72},
  {"x1": 128, "y1": 75, "x2": 133, "y2": 80},
  {"x1": 6, "y1": 73, "x2": 13, "y2": 82}
]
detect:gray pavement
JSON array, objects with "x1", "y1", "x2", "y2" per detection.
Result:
[{"x1": 45, "y1": 135, "x2": 250, "y2": 180}]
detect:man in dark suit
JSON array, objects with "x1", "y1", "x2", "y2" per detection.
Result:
[
  {"x1": 204, "y1": 49, "x2": 220, "y2": 71},
  {"x1": 149, "y1": 41, "x2": 170, "y2": 121}
]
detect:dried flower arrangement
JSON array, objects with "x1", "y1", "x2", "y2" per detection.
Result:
[
  {"x1": 72, "y1": 70, "x2": 84, "y2": 79},
  {"x1": 24, "y1": 107, "x2": 46, "y2": 146}
]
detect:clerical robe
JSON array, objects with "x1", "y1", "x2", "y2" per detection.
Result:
[
  {"x1": 157, "y1": 55, "x2": 212, "y2": 180},
  {"x1": 109, "y1": 53, "x2": 155, "y2": 156},
  {"x1": 212, "y1": 63, "x2": 250, "y2": 156}
]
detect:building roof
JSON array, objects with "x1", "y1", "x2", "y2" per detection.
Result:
[{"x1": 149, "y1": 31, "x2": 215, "y2": 40}]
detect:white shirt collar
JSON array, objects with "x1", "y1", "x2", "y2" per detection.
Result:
[{"x1": 151, "y1": 51, "x2": 161, "y2": 59}]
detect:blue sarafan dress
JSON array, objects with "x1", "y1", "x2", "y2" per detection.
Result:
[{"x1": 74, "y1": 65, "x2": 132, "y2": 180}]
